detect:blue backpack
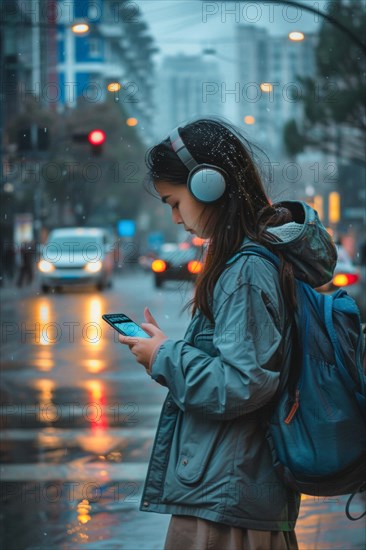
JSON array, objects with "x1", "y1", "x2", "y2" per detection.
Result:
[{"x1": 235, "y1": 244, "x2": 366, "y2": 519}]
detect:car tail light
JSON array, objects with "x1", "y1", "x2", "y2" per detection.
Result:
[
  {"x1": 192, "y1": 237, "x2": 206, "y2": 247},
  {"x1": 187, "y1": 260, "x2": 203, "y2": 274},
  {"x1": 151, "y1": 259, "x2": 167, "y2": 273},
  {"x1": 333, "y1": 273, "x2": 359, "y2": 287}
]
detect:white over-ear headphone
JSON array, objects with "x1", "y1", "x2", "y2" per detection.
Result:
[{"x1": 169, "y1": 126, "x2": 228, "y2": 203}]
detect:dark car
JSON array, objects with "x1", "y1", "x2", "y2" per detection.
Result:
[
  {"x1": 151, "y1": 243, "x2": 203, "y2": 288},
  {"x1": 316, "y1": 244, "x2": 365, "y2": 322}
]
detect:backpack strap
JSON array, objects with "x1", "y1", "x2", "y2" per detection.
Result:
[
  {"x1": 228, "y1": 243, "x2": 300, "y2": 403},
  {"x1": 345, "y1": 483, "x2": 366, "y2": 521},
  {"x1": 324, "y1": 295, "x2": 357, "y2": 390},
  {"x1": 227, "y1": 243, "x2": 280, "y2": 269},
  {"x1": 323, "y1": 292, "x2": 366, "y2": 418}
]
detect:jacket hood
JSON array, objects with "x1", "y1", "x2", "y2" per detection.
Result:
[{"x1": 265, "y1": 201, "x2": 337, "y2": 287}]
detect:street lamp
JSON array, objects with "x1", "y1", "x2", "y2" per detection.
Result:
[
  {"x1": 244, "y1": 116, "x2": 255, "y2": 125},
  {"x1": 289, "y1": 31, "x2": 305, "y2": 42},
  {"x1": 71, "y1": 22, "x2": 90, "y2": 35},
  {"x1": 126, "y1": 118, "x2": 138, "y2": 127},
  {"x1": 247, "y1": 0, "x2": 366, "y2": 55},
  {"x1": 107, "y1": 82, "x2": 122, "y2": 92},
  {"x1": 0, "y1": 20, "x2": 90, "y2": 34},
  {"x1": 260, "y1": 83, "x2": 273, "y2": 93}
]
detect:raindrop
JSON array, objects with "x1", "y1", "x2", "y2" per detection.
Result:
[
  {"x1": 53, "y1": 198, "x2": 56, "y2": 202},
  {"x1": 44, "y1": 128, "x2": 47, "y2": 133},
  {"x1": 164, "y1": 314, "x2": 170, "y2": 319}
]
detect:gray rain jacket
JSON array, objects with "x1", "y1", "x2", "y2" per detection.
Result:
[{"x1": 140, "y1": 201, "x2": 337, "y2": 531}]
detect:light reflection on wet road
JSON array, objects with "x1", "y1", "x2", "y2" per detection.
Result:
[
  {"x1": 1, "y1": 271, "x2": 191, "y2": 549},
  {"x1": 1, "y1": 271, "x2": 365, "y2": 549}
]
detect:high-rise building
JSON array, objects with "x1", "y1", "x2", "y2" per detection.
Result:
[
  {"x1": 56, "y1": 0, "x2": 158, "y2": 144},
  {"x1": 236, "y1": 25, "x2": 317, "y2": 155},
  {"x1": 155, "y1": 54, "x2": 223, "y2": 139},
  {"x1": 1, "y1": 0, "x2": 57, "y2": 118},
  {"x1": 0, "y1": 0, "x2": 59, "y2": 245}
]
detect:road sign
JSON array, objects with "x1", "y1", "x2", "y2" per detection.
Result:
[{"x1": 117, "y1": 219, "x2": 135, "y2": 237}]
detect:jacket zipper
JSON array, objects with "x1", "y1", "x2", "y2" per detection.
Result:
[{"x1": 284, "y1": 389, "x2": 299, "y2": 424}]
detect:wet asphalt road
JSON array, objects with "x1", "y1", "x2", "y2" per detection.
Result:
[{"x1": 0, "y1": 270, "x2": 365, "y2": 549}]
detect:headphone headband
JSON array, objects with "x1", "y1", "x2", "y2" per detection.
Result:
[{"x1": 169, "y1": 127, "x2": 198, "y2": 171}]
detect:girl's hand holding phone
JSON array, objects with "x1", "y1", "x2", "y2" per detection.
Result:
[{"x1": 118, "y1": 307, "x2": 168, "y2": 373}]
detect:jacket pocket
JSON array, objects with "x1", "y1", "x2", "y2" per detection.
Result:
[{"x1": 175, "y1": 415, "x2": 223, "y2": 484}]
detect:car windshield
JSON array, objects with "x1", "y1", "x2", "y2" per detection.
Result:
[
  {"x1": 160, "y1": 249, "x2": 199, "y2": 263},
  {"x1": 336, "y1": 246, "x2": 352, "y2": 264},
  {"x1": 47, "y1": 237, "x2": 103, "y2": 252},
  {"x1": 335, "y1": 246, "x2": 357, "y2": 271}
]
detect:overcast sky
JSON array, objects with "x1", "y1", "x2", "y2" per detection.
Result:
[
  {"x1": 137, "y1": 0, "x2": 331, "y2": 60},
  {"x1": 136, "y1": 0, "x2": 331, "y2": 121}
]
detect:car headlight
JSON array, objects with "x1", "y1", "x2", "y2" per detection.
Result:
[
  {"x1": 84, "y1": 261, "x2": 102, "y2": 273},
  {"x1": 38, "y1": 260, "x2": 55, "y2": 273}
]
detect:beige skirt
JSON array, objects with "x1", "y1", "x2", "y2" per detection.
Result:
[{"x1": 164, "y1": 515, "x2": 298, "y2": 550}]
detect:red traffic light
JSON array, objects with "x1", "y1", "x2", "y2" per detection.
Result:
[{"x1": 88, "y1": 130, "x2": 106, "y2": 146}]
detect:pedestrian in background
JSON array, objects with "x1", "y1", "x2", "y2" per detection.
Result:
[
  {"x1": 16, "y1": 241, "x2": 35, "y2": 287},
  {"x1": 118, "y1": 118, "x2": 337, "y2": 550},
  {"x1": 3, "y1": 242, "x2": 16, "y2": 283}
]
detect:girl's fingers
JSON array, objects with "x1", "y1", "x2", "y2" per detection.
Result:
[
  {"x1": 144, "y1": 307, "x2": 159, "y2": 327},
  {"x1": 140, "y1": 323, "x2": 161, "y2": 337},
  {"x1": 118, "y1": 334, "x2": 138, "y2": 346}
]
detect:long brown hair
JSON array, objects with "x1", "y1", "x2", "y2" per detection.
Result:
[{"x1": 145, "y1": 118, "x2": 296, "y2": 323}]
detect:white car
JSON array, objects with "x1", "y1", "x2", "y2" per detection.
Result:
[{"x1": 38, "y1": 227, "x2": 115, "y2": 292}]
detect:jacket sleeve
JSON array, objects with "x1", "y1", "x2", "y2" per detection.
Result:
[{"x1": 150, "y1": 278, "x2": 284, "y2": 420}]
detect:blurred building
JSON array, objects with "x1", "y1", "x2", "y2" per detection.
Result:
[
  {"x1": 154, "y1": 54, "x2": 223, "y2": 139},
  {"x1": 236, "y1": 25, "x2": 317, "y2": 156},
  {"x1": 0, "y1": 0, "x2": 57, "y2": 248},
  {"x1": 56, "y1": 0, "x2": 157, "y2": 144},
  {"x1": 0, "y1": 0, "x2": 158, "y2": 249},
  {"x1": 0, "y1": 0, "x2": 56, "y2": 118}
]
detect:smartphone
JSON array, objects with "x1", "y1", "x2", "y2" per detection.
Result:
[{"x1": 102, "y1": 313, "x2": 151, "y2": 338}]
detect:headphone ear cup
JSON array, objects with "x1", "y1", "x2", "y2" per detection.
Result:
[{"x1": 188, "y1": 166, "x2": 226, "y2": 203}]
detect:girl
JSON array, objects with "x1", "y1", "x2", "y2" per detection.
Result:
[{"x1": 118, "y1": 118, "x2": 337, "y2": 550}]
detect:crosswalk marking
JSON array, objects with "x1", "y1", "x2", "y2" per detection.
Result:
[
  {"x1": 1, "y1": 462, "x2": 150, "y2": 481},
  {"x1": 1, "y1": 427, "x2": 157, "y2": 441}
]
